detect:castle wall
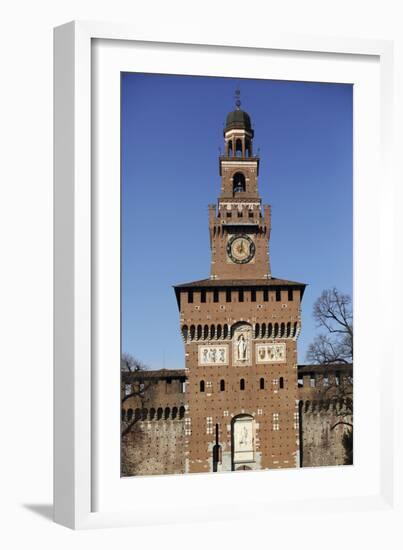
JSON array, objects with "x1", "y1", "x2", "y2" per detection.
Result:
[
  {"x1": 121, "y1": 364, "x2": 353, "y2": 475},
  {"x1": 121, "y1": 418, "x2": 186, "y2": 476},
  {"x1": 299, "y1": 400, "x2": 352, "y2": 467}
]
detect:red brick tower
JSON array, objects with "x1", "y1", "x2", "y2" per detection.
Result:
[{"x1": 174, "y1": 92, "x2": 306, "y2": 473}]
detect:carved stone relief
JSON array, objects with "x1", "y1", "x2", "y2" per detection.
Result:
[
  {"x1": 256, "y1": 342, "x2": 286, "y2": 363},
  {"x1": 198, "y1": 344, "x2": 228, "y2": 366}
]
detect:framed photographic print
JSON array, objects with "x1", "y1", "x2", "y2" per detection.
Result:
[{"x1": 54, "y1": 21, "x2": 397, "y2": 531}]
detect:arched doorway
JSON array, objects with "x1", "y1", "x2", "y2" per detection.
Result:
[{"x1": 231, "y1": 414, "x2": 255, "y2": 471}]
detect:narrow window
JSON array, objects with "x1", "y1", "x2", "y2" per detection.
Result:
[
  {"x1": 240, "y1": 378, "x2": 245, "y2": 391},
  {"x1": 323, "y1": 376, "x2": 329, "y2": 387},
  {"x1": 213, "y1": 289, "x2": 219, "y2": 303},
  {"x1": 251, "y1": 289, "x2": 256, "y2": 302},
  {"x1": 239, "y1": 289, "x2": 244, "y2": 302},
  {"x1": 237, "y1": 210, "x2": 243, "y2": 218},
  {"x1": 335, "y1": 372, "x2": 340, "y2": 386},
  {"x1": 310, "y1": 375, "x2": 316, "y2": 388},
  {"x1": 279, "y1": 377, "x2": 284, "y2": 389},
  {"x1": 220, "y1": 379, "x2": 225, "y2": 391},
  {"x1": 276, "y1": 289, "x2": 281, "y2": 301},
  {"x1": 288, "y1": 289, "x2": 293, "y2": 301},
  {"x1": 263, "y1": 289, "x2": 269, "y2": 302},
  {"x1": 259, "y1": 378, "x2": 265, "y2": 390},
  {"x1": 298, "y1": 377, "x2": 303, "y2": 387},
  {"x1": 226, "y1": 289, "x2": 231, "y2": 302},
  {"x1": 248, "y1": 211, "x2": 254, "y2": 218},
  {"x1": 200, "y1": 380, "x2": 205, "y2": 392},
  {"x1": 188, "y1": 291, "x2": 193, "y2": 304},
  {"x1": 201, "y1": 290, "x2": 206, "y2": 303}
]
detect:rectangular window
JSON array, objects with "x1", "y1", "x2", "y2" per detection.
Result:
[
  {"x1": 226, "y1": 212, "x2": 232, "y2": 218},
  {"x1": 226, "y1": 289, "x2": 231, "y2": 302},
  {"x1": 288, "y1": 289, "x2": 293, "y2": 301},
  {"x1": 239, "y1": 289, "x2": 244, "y2": 302},
  {"x1": 251, "y1": 289, "x2": 256, "y2": 302},
  {"x1": 125, "y1": 384, "x2": 132, "y2": 396},
  {"x1": 263, "y1": 289, "x2": 269, "y2": 302},
  {"x1": 248, "y1": 211, "x2": 253, "y2": 218},
  {"x1": 188, "y1": 291, "x2": 193, "y2": 304},
  {"x1": 276, "y1": 289, "x2": 281, "y2": 301},
  {"x1": 237, "y1": 211, "x2": 243, "y2": 217},
  {"x1": 298, "y1": 377, "x2": 303, "y2": 387},
  {"x1": 310, "y1": 375, "x2": 316, "y2": 388},
  {"x1": 201, "y1": 290, "x2": 206, "y2": 303},
  {"x1": 213, "y1": 290, "x2": 219, "y2": 303}
]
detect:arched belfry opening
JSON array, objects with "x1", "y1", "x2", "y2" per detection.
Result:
[
  {"x1": 233, "y1": 172, "x2": 246, "y2": 195},
  {"x1": 235, "y1": 138, "x2": 243, "y2": 157}
]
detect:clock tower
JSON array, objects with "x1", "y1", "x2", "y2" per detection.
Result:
[
  {"x1": 174, "y1": 92, "x2": 306, "y2": 474},
  {"x1": 209, "y1": 91, "x2": 271, "y2": 280}
]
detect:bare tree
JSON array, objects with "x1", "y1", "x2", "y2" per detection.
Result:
[
  {"x1": 121, "y1": 353, "x2": 153, "y2": 437},
  {"x1": 306, "y1": 288, "x2": 353, "y2": 464},
  {"x1": 307, "y1": 288, "x2": 353, "y2": 365}
]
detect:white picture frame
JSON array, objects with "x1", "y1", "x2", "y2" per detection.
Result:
[{"x1": 54, "y1": 21, "x2": 398, "y2": 530}]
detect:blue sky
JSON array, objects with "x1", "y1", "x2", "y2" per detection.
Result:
[{"x1": 121, "y1": 73, "x2": 352, "y2": 369}]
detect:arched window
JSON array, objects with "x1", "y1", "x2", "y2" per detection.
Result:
[
  {"x1": 240, "y1": 378, "x2": 245, "y2": 391},
  {"x1": 179, "y1": 405, "x2": 186, "y2": 419},
  {"x1": 220, "y1": 379, "x2": 225, "y2": 391},
  {"x1": 233, "y1": 172, "x2": 246, "y2": 194},
  {"x1": 164, "y1": 407, "x2": 170, "y2": 420},
  {"x1": 190, "y1": 325, "x2": 195, "y2": 340},
  {"x1": 216, "y1": 324, "x2": 222, "y2": 339},
  {"x1": 157, "y1": 407, "x2": 163, "y2": 420},
  {"x1": 235, "y1": 138, "x2": 243, "y2": 157},
  {"x1": 141, "y1": 408, "x2": 148, "y2": 421},
  {"x1": 260, "y1": 378, "x2": 265, "y2": 390},
  {"x1": 149, "y1": 408, "x2": 156, "y2": 420},
  {"x1": 228, "y1": 139, "x2": 233, "y2": 156},
  {"x1": 200, "y1": 380, "x2": 205, "y2": 392},
  {"x1": 121, "y1": 409, "x2": 126, "y2": 422},
  {"x1": 279, "y1": 377, "x2": 284, "y2": 389},
  {"x1": 172, "y1": 406, "x2": 178, "y2": 419},
  {"x1": 127, "y1": 409, "x2": 133, "y2": 421}
]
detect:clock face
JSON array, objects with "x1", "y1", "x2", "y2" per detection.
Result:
[{"x1": 227, "y1": 234, "x2": 255, "y2": 264}]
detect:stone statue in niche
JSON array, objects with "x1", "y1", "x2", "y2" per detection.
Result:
[
  {"x1": 232, "y1": 323, "x2": 252, "y2": 366},
  {"x1": 237, "y1": 334, "x2": 247, "y2": 360}
]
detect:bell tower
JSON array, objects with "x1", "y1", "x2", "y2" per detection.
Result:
[{"x1": 209, "y1": 90, "x2": 271, "y2": 280}]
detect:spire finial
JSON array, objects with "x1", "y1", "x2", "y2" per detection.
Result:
[{"x1": 235, "y1": 87, "x2": 241, "y2": 110}]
